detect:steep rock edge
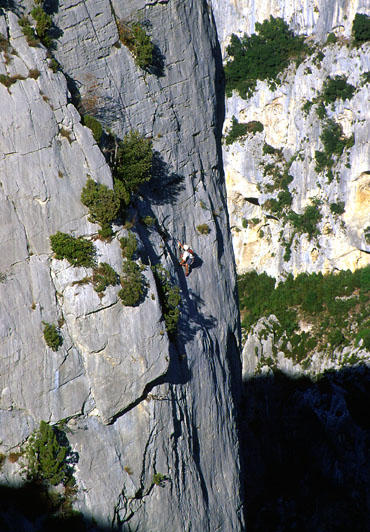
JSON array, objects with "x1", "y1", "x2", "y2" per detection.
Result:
[{"x1": 0, "y1": 2, "x2": 244, "y2": 531}]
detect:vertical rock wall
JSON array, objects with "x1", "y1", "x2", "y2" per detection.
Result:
[{"x1": 0, "y1": 1, "x2": 244, "y2": 530}]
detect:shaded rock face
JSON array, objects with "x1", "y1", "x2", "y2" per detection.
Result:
[
  {"x1": 0, "y1": 2, "x2": 244, "y2": 531},
  {"x1": 241, "y1": 367, "x2": 370, "y2": 532}
]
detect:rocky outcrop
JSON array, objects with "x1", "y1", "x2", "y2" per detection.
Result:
[{"x1": 0, "y1": 2, "x2": 244, "y2": 530}]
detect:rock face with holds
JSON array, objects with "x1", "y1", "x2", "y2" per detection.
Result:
[{"x1": 0, "y1": 1, "x2": 244, "y2": 530}]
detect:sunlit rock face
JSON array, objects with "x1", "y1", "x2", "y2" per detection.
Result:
[
  {"x1": 0, "y1": 2, "x2": 244, "y2": 530},
  {"x1": 211, "y1": 0, "x2": 370, "y2": 279}
]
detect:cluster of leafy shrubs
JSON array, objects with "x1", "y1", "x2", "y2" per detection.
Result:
[
  {"x1": 224, "y1": 12, "x2": 370, "y2": 101},
  {"x1": 25, "y1": 420, "x2": 73, "y2": 487},
  {"x1": 19, "y1": 0, "x2": 53, "y2": 48},
  {"x1": 81, "y1": 179, "x2": 120, "y2": 239},
  {"x1": 225, "y1": 16, "x2": 308, "y2": 98},
  {"x1": 81, "y1": 115, "x2": 102, "y2": 143},
  {"x1": 43, "y1": 322, "x2": 63, "y2": 351},
  {"x1": 225, "y1": 116, "x2": 264, "y2": 144},
  {"x1": 238, "y1": 266, "x2": 370, "y2": 364},
  {"x1": 21, "y1": 420, "x2": 81, "y2": 523},
  {"x1": 80, "y1": 130, "x2": 152, "y2": 238},
  {"x1": 302, "y1": 75, "x2": 355, "y2": 123},
  {"x1": 117, "y1": 20, "x2": 154, "y2": 69},
  {"x1": 315, "y1": 118, "x2": 354, "y2": 182},
  {"x1": 259, "y1": 146, "x2": 324, "y2": 255},
  {"x1": 321, "y1": 75, "x2": 356, "y2": 104},
  {"x1": 50, "y1": 232, "x2": 96, "y2": 268}
]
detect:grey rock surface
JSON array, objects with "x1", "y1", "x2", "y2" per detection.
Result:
[{"x1": 0, "y1": 1, "x2": 244, "y2": 530}]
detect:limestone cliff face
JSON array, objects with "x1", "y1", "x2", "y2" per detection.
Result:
[
  {"x1": 0, "y1": 2, "x2": 244, "y2": 530},
  {"x1": 208, "y1": 0, "x2": 370, "y2": 375}
]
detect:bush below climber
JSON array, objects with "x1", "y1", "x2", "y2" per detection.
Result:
[{"x1": 178, "y1": 241, "x2": 195, "y2": 277}]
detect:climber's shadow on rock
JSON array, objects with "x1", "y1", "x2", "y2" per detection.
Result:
[
  {"x1": 141, "y1": 152, "x2": 185, "y2": 206},
  {"x1": 189, "y1": 251, "x2": 203, "y2": 272}
]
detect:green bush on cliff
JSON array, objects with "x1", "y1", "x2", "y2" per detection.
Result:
[
  {"x1": 330, "y1": 202, "x2": 345, "y2": 215},
  {"x1": 225, "y1": 16, "x2": 308, "y2": 98},
  {"x1": 120, "y1": 232, "x2": 137, "y2": 260},
  {"x1": 315, "y1": 119, "x2": 354, "y2": 177},
  {"x1": 50, "y1": 232, "x2": 96, "y2": 268},
  {"x1": 115, "y1": 130, "x2": 153, "y2": 196},
  {"x1": 82, "y1": 115, "x2": 103, "y2": 143},
  {"x1": 352, "y1": 13, "x2": 370, "y2": 44},
  {"x1": 19, "y1": 16, "x2": 39, "y2": 46},
  {"x1": 81, "y1": 178, "x2": 120, "y2": 237},
  {"x1": 119, "y1": 260, "x2": 145, "y2": 306},
  {"x1": 91, "y1": 263, "x2": 119, "y2": 293},
  {"x1": 288, "y1": 204, "x2": 322, "y2": 240},
  {"x1": 30, "y1": 3, "x2": 53, "y2": 48},
  {"x1": 322, "y1": 76, "x2": 356, "y2": 104},
  {"x1": 118, "y1": 21, "x2": 154, "y2": 69},
  {"x1": 225, "y1": 116, "x2": 264, "y2": 144},
  {"x1": 43, "y1": 322, "x2": 63, "y2": 351},
  {"x1": 25, "y1": 420, "x2": 73, "y2": 486},
  {"x1": 152, "y1": 264, "x2": 180, "y2": 338}
]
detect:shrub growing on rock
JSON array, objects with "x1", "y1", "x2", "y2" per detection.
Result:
[
  {"x1": 322, "y1": 76, "x2": 356, "y2": 104},
  {"x1": 115, "y1": 130, "x2": 153, "y2": 195},
  {"x1": 82, "y1": 115, "x2": 103, "y2": 143},
  {"x1": 43, "y1": 322, "x2": 63, "y2": 351},
  {"x1": 225, "y1": 116, "x2": 264, "y2": 144},
  {"x1": 30, "y1": 5, "x2": 52, "y2": 48},
  {"x1": 50, "y1": 231, "x2": 95, "y2": 268},
  {"x1": 91, "y1": 263, "x2": 119, "y2": 293},
  {"x1": 119, "y1": 260, "x2": 145, "y2": 306},
  {"x1": 81, "y1": 178, "x2": 120, "y2": 237},
  {"x1": 152, "y1": 264, "x2": 180, "y2": 337},
  {"x1": 352, "y1": 13, "x2": 370, "y2": 44},
  {"x1": 18, "y1": 16, "x2": 39, "y2": 46},
  {"x1": 25, "y1": 421, "x2": 71, "y2": 486},
  {"x1": 288, "y1": 204, "x2": 322, "y2": 240},
  {"x1": 196, "y1": 223, "x2": 211, "y2": 235},
  {"x1": 120, "y1": 232, "x2": 137, "y2": 260},
  {"x1": 225, "y1": 16, "x2": 308, "y2": 98},
  {"x1": 118, "y1": 21, "x2": 154, "y2": 69},
  {"x1": 330, "y1": 202, "x2": 345, "y2": 215}
]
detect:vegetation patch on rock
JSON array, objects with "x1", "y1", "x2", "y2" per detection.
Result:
[
  {"x1": 50, "y1": 232, "x2": 95, "y2": 268},
  {"x1": 239, "y1": 266, "x2": 370, "y2": 365},
  {"x1": 225, "y1": 16, "x2": 308, "y2": 98}
]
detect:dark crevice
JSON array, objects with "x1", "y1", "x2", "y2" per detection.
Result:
[
  {"x1": 108, "y1": 374, "x2": 166, "y2": 425},
  {"x1": 245, "y1": 197, "x2": 260, "y2": 206}
]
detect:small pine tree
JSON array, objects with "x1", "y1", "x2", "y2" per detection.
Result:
[
  {"x1": 115, "y1": 131, "x2": 153, "y2": 195},
  {"x1": 81, "y1": 178, "x2": 120, "y2": 227},
  {"x1": 25, "y1": 421, "x2": 68, "y2": 486}
]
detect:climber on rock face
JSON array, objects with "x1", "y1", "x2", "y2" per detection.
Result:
[{"x1": 178, "y1": 241, "x2": 195, "y2": 277}]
